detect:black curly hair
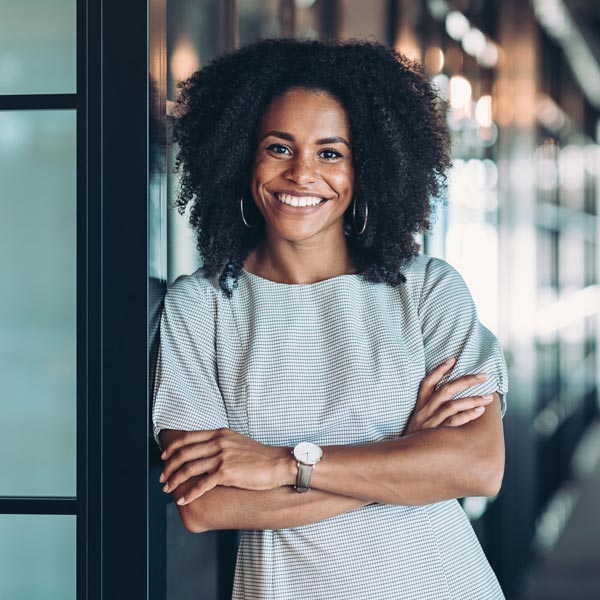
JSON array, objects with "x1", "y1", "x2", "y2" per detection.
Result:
[{"x1": 171, "y1": 37, "x2": 452, "y2": 297}]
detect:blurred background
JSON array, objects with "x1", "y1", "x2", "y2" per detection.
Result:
[{"x1": 1, "y1": 0, "x2": 599, "y2": 599}]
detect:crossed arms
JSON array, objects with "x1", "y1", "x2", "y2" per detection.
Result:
[{"x1": 158, "y1": 389, "x2": 504, "y2": 534}]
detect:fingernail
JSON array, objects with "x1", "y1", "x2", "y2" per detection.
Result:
[
  {"x1": 445, "y1": 357, "x2": 456, "y2": 364},
  {"x1": 177, "y1": 497, "x2": 185, "y2": 505},
  {"x1": 482, "y1": 394, "x2": 493, "y2": 400},
  {"x1": 163, "y1": 484, "x2": 169, "y2": 493},
  {"x1": 476, "y1": 373, "x2": 488, "y2": 380},
  {"x1": 159, "y1": 474, "x2": 164, "y2": 483},
  {"x1": 161, "y1": 452, "x2": 166, "y2": 459},
  {"x1": 474, "y1": 407, "x2": 485, "y2": 413}
]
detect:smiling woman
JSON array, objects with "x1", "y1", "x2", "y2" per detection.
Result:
[
  {"x1": 169, "y1": 37, "x2": 452, "y2": 295},
  {"x1": 244, "y1": 87, "x2": 357, "y2": 283},
  {"x1": 152, "y1": 37, "x2": 509, "y2": 600}
]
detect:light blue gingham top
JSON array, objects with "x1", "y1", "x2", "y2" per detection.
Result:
[{"x1": 152, "y1": 253, "x2": 509, "y2": 600}]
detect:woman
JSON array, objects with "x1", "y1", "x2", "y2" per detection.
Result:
[{"x1": 152, "y1": 38, "x2": 509, "y2": 599}]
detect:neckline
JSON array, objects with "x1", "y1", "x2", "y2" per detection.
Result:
[{"x1": 241, "y1": 267, "x2": 362, "y2": 287}]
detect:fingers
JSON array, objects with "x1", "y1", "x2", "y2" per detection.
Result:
[
  {"x1": 163, "y1": 455, "x2": 221, "y2": 493},
  {"x1": 439, "y1": 372, "x2": 489, "y2": 398},
  {"x1": 161, "y1": 428, "x2": 228, "y2": 461},
  {"x1": 417, "y1": 357, "x2": 457, "y2": 406},
  {"x1": 440, "y1": 406, "x2": 488, "y2": 427},
  {"x1": 176, "y1": 472, "x2": 221, "y2": 505},
  {"x1": 160, "y1": 437, "x2": 223, "y2": 483},
  {"x1": 423, "y1": 394, "x2": 494, "y2": 429},
  {"x1": 423, "y1": 372, "x2": 489, "y2": 418}
]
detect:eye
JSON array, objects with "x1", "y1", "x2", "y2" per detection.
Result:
[
  {"x1": 266, "y1": 143, "x2": 291, "y2": 155},
  {"x1": 319, "y1": 148, "x2": 343, "y2": 160}
]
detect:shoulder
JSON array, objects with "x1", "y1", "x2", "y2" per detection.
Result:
[
  {"x1": 399, "y1": 254, "x2": 472, "y2": 312},
  {"x1": 400, "y1": 253, "x2": 460, "y2": 280},
  {"x1": 163, "y1": 268, "x2": 222, "y2": 315}
]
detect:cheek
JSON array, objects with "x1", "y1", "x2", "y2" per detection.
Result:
[
  {"x1": 251, "y1": 156, "x2": 281, "y2": 191},
  {"x1": 328, "y1": 166, "x2": 354, "y2": 194}
]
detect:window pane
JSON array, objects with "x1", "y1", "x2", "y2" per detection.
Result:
[
  {"x1": 0, "y1": 515, "x2": 76, "y2": 599},
  {"x1": 0, "y1": 110, "x2": 76, "y2": 496},
  {"x1": 0, "y1": 0, "x2": 76, "y2": 95}
]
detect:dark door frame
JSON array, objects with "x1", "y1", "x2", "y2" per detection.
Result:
[{"x1": 83, "y1": 0, "x2": 153, "y2": 596}]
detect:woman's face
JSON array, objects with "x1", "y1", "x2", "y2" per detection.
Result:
[{"x1": 250, "y1": 88, "x2": 354, "y2": 244}]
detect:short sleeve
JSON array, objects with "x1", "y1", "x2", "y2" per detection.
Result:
[
  {"x1": 418, "y1": 257, "x2": 509, "y2": 419},
  {"x1": 151, "y1": 274, "x2": 229, "y2": 451}
]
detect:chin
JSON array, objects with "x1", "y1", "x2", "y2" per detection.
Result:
[{"x1": 268, "y1": 223, "x2": 327, "y2": 242}]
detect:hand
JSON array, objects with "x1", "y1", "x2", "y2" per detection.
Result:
[
  {"x1": 403, "y1": 357, "x2": 493, "y2": 436},
  {"x1": 158, "y1": 428, "x2": 294, "y2": 505}
]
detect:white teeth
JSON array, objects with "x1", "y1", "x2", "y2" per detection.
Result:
[{"x1": 276, "y1": 193, "x2": 325, "y2": 207}]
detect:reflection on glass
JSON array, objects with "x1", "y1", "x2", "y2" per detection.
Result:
[
  {"x1": 167, "y1": 0, "x2": 221, "y2": 280},
  {"x1": 0, "y1": 110, "x2": 76, "y2": 496},
  {"x1": 239, "y1": 0, "x2": 281, "y2": 46},
  {"x1": 338, "y1": 0, "x2": 386, "y2": 41},
  {"x1": 296, "y1": 0, "x2": 326, "y2": 39},
  {"x1": 0, "y1": 0, "x2": 76, "y2": 95},
  {"x1": 0, "y1": 515, "x2": 76, "y2": 599},
  {"x1": 167, "y1": 0, "x2": 219, "y2": 100}
]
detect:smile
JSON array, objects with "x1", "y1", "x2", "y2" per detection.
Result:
[{"x1": 274, "y1": 192, "x2": 329, "y2": 207}]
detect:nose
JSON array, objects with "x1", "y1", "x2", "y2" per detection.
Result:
[{"x1": 284, "y1": 155, "x2": 316, "y2": 184}]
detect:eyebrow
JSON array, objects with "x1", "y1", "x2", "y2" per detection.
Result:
[{"x1": 260, "y1": 130, "x2": 351, "y2": 149}]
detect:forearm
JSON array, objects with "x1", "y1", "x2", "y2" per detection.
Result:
[
  {"x1": 278, "y1": 392, "x2": 507, "y2": 506},
  {"x1": 172, "y1": 478, "x2": 371, "y2": 533},
  {"x1": 160, "y1": 397, "x2": 503, "y2": 522},
  {"x1": 288, "y1": 426, "x2": 501, "y2": 506}
]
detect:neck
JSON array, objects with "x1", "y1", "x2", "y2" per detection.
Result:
[{"x1": 244, "y1": 231, "x2": 357, "y2": 285}]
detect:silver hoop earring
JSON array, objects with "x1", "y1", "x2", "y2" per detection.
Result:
[
  {"x1": 240, "y1": 196, "x2": 260, "y2": 229},
  {"x1": 352, "y1": 196, "x2": 368, "y2": 235}
]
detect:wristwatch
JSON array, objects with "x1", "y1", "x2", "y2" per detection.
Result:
[{"x1": 292, "y1": 442, "x2": 323, "y2": 493}]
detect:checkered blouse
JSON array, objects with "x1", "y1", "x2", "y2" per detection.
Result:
[{"x1": 152, "y1": 253, "x2": 509, "y2": 600}]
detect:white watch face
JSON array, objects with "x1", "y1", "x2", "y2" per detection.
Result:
[{"x1": 293, "y1": 442, "x2": 323, "y2": 465}]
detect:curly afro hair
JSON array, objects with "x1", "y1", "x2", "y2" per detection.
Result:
[{"x1": 172, "y1": 37, "x2": 452, "y2": 297}]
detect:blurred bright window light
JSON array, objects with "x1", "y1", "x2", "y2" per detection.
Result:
[
  {"x1": 446, "y1": 222, "x2": 499, "y2": 334},
  {"x1": 432, "y1": 73, "x2": 449, "y2": 101},
  {"x1": 534, "y1": 142, "x2": 560, "y2": 190},
  {"x1": 475, "y1": 95, "x2": 493, "y2": 128},
  {"x1": 477, "y1": 42, "x2": 499, "y2": 68},
  {"x1": 536, "y1": 94, "x2": 567, "y2": 132},
  {"x1": 170, "y1": 34, "x2": 200, "y2": 83},
  {"x1": 445, "y1": 11, "x2": 470, "y2": 41},
  {"x1": 533, "y1": 0, "x2": 570, "y2": 39},
  {"x1": 449, "y1": 75, "x2": 471, "y2": 109},
  {"x1": 583, "y1": 144, "x2": 600, "y2": 176},
  {"x1": 482, "y1": 159, "x2": 499, "y2": 188},
  {"x1": 559, "y1": 145, "x2": 585, "y2": 189},
  {"x1": 462, "y1": 28, "x2": 486, "y2": 57},
  {"x1": 427, "y1": 0, "x2": 451, "y2": 20},
  {"x1": 535, "y1": 285, "x2": 600, "y2": 335},
  {"x1": 448, "y1": 159, "x2": 499, "y2": 211}
]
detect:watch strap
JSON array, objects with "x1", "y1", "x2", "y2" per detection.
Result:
[{"x1": 295, "y1": 462, "x2": 314, "y2": 493}]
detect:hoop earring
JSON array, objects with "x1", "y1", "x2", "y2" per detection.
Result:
[
  {"x1": 240, "y1": 196, "x2": 260, "y2": 229},
  {"x1": 352, "y1": 196, "x2": 368, "y2": 235}
]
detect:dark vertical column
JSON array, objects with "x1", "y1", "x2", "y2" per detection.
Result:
[
  {"x1": 101, "y1": 0, "x2": 150, "y2": 596},
  {"x1": 220, "y1": 0, "x2": 239, "y2": 52},
  {"x1": 320, "y1": 0, "x2": 340, "y2": 40},
  {"x1": 81, "y1": 0, "x2": 102, "y2": 597}
]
